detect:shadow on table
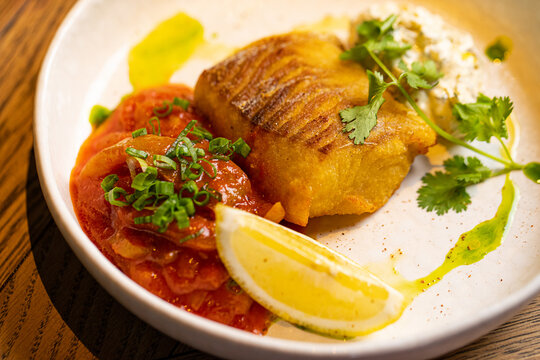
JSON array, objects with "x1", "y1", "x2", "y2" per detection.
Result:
[{"x1": 25, "y1": 150, "x2": 220, "y2": 360}]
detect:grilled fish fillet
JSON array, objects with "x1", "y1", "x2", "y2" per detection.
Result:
[{"x1": 194, "y1": 32, "x2": 436, "y2": 226}]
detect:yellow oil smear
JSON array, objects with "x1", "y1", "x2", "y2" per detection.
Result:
[
  {"x1": 367, "y1": 176, "x2": 517, "y2": 304},
  {"x1": 293, "y1": 15, "x2": 351, "y2": 34},
  {"x1": 503, "y1": 116, "x2": 520, "y2": 159},
  {"x1": 128, "y1": 13, "x2": 204, "y2": 89}
]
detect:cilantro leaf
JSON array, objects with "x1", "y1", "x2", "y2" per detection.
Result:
[
  {"x1": 340, "y1": 15, "x2": 410, "y2": 64},
  {"x1": 369, "y1": 34, "x2": 411, "y2": 60},
  {"x1": 399, "y1": 60, "x2": 443, "y2": 89},
  {"x1": 340, "y1": 71, "x2": 390, "y2": 145},
  {"x1": 443, "y1": 155, "x2": 491, "y2": 184},
  {"x1": 453, "y1": 94, "x2": 513, "y2": 142},
  {"x1": 417, "y1": 156, "x2": 492, "y2": 215},
  {"x1": 357, "y1": 14, "x2": 397, "y2": 40},
  {"x1": 417, "y1": 172, "x2": 471, "y2": 215}
]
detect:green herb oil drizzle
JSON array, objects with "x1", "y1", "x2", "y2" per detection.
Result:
[{"x1": 383, "y1": 175, "x2": 518, "y2": 300}]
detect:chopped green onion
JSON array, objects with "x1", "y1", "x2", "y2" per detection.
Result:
[
  {"x1": 132, "y1": 193, "x2": 154, "y2": 211},
  {"x1": 134, "y1": 157, "x2": 148, "y2": 172},
  {"x1": 126, "y1": 147, "x2": 149, "y2": 159},
  {"x1": 209, "y1": 137, "x2": 232, "y2": 155},
  {"x1": 193, "y1": 190, "x2": 210, "y2": 206},
  {"x1": 211, "y1": 154, "x2": 231, "y2": 161},
  {"x1": 179, "y1": 229, "x2": 203, "y2": 244},
  {"x1": 166, "y1": 121, "x2": 197, "y2": 158},
  {"x1": 149, "y1": 116, "x2": 161, "y2": 135},
  {"x1": 101, "y1": 174, "x2": 119, "y2": 192},
  {"x1": 191, "y1": 126, "x2": 213, "y2": 140},
  {"x1": 200, "y1": 159, "x2": 217, "y2": 179},
  {"x1": 172, "y1": 97, "x2": 190, "y2": 110},
  {"x1": 179, "y1": 137, "x2": 199, "y2": 162},
  {"x1": 152, "y1": 198, "x2": 176, "y2": 232},
  {"x1": 105, "y1": 187, "x2": 130, "y2": 207},
  {"x1": 145, "y1": 166, "x2": 157, "y2": 175},
  {"x1": 186, "y1": 163, "x2": 203, "y2": 180},
  {"x1": 173, "y1": 207, "x2": 190, "y2": 229},
  {"x1": 178, "y1": 198, "x2": 196, "y2": 216},
  {"x1": 232, "y1": 138, "x2": 251, "y2": 158},
  {"x1": 180, "y1": 180, "x2": 198, "y2": 197},
  {"x1": 134, "y1": 215, "x2": 153, "y2": 224},
  {"x1": 153, "y1": 154, "x2": 177, "y2": 170},
  {"x1": 89, "y1": 105, "x2": 112, "y2": 127},
  {"x1": 132, "y1": 128, "x2": 148, "y2": 138},
  {"x1": 153, "y1": 101, "x2": 173, "y2": 118},
  {"x1": 196, "y1": 148, "x2": 206, "y2": 157},
  {"x1": 203, "y1": 184, "x2": 222, "y2": 201},
  {"x1": 178, "y1": 120, "x2": 197, "y2": 137},
  {"x1": 155, "y1": 180, "x2": 175, "y2": 195},
  {"x1": 132, "y1": 169, "x2": 157, "y2": 191}
]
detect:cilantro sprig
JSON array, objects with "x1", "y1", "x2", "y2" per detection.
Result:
[
  {"x1": 417, "y1": 156, "x2": 492, "y2": 215},
  {"x1": 341, "y1": 15, "x2": 540, "y2": 215},
  {"x1": 339, "y1": 70, "x2": 390, "y2": 144}
]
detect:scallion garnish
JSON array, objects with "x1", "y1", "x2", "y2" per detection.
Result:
[
  {"x1": 134, "y1": 157, "x2": 148, "y2": 171},
  {"x1": 149, "y1": 116, "x2": 161, "y2": 135},
  {"x1": 232, "y1": 138, "x2": 251, "y2": 158},
  {"x1": 186, "y1": 163, "x2": 203, "y2": 179},
  {"x1": 132, "y1": 128, "x2": 148, "y2": 138},
  {"x1": 132, "y1": 167, "x2": 158, "y2": 191},
  {"x1": 101, "y1": 174, "x2": 119, "y2": 192},
  {"x1": 153, "y1": 154, "x2": 177, "y2": 170},
  {"x1": 208, "y1": 137, "x2": 251, "y2": 160},
  {"x1": 101, "y1": 122, "x2": 226, "y2": 234},
  {"x1": 172, "y1": 97, "x2": 190, "y2": 110},
  {"x1": 193, "y1": 190, "x2": 210, "y2": 206},
  {"x1": 178, "y1": 229, "x2": 203, "y2": 244},
  {"x1": 180, "y1": 180, "x2": 198, "y2": 196},
  {"x1": 132, "y1": 193, "x2": 154, "y2": 211},
  {"x1": 126, "y1": 147, "x2": 149, "y2": 159},
  {"x1": 105, "y1": 187, "x2": 130, "y2": 207},
  {"x1": 173, "y1": 207, "x2": 190, "y2": 229},
  {"x1": 134, "y1": 215, "x2": 153, "y2": 225},
  {"x1": 154, "y1": 180, "x2": 175, "y2": 195},
  {"x1": 200, "y1": 159, "x2": 218, "y2": 179},
  {"x1": 153, "y1": 101, "x2": 173, "y2": 118},
  {"x1": 178, "y1": 197, "x2": 196, "y2": 216},
  {"x1": 209, "y1": 138, "x2": 232, "y2": 155}
]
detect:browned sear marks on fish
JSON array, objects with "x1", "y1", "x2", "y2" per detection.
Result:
[{"x1": 195, "y1": 32, "x2": 436, "y2": 226}]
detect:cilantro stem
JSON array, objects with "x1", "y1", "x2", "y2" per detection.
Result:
[
  {"x1": 494, "y1": 135, "x2": 515, "y2": 164},
  {"x1": 491, "y1": 167, "x2": 514, "y2": 178},
  {"x1": 366, "y1": 49, "x2": 515, "y2": 168}
]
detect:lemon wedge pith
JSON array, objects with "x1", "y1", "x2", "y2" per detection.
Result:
[{"x1": 215, "y1": 204, "x2": 406, "y2": 337}]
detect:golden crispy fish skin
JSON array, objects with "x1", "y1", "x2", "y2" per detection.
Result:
[{"x1": 195, "y1": 32, "x2": 436, "y2": 226}]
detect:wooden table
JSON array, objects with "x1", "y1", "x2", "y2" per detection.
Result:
[{"x1": 0, "y1": 0, "x2": 538, "y2": 359}]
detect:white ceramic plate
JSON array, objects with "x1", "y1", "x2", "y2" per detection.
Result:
[{"x1": 34, "y1": 0, "x2": 540, "y2": 359}]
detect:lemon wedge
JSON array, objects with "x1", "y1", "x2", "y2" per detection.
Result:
[{"x1": 215, "y1": 204, "x2": 406, "y2": 337}]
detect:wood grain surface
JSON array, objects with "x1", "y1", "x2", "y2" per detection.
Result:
[{"x1": 0, "y1": 0, "x2": 538, "y2": 359}]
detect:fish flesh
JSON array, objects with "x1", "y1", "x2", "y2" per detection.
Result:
[{"x1": 194, "y1": 32, "x2": 436, "y2": 226}]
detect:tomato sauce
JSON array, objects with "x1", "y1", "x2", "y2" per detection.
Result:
[{"x1": 70, "y1": 85, "x2": 274, "y2": 334}]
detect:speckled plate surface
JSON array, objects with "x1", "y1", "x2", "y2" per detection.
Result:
[{"x1": 34, "y1": 0, "x2": 540, "y2": 359}]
